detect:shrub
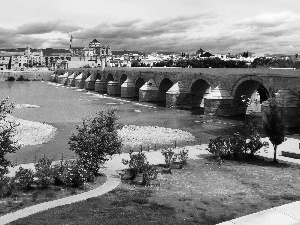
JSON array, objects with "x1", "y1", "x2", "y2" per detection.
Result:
[
  {"x1": 69, "y1": 109, "x2": 122, "y2": 175},
  {"x1": 61, "y1": 161, "x2": 87, "y2": 188},
  {"x1": 207, "y1": 131, "x2": 268, "y2": 160},
  {"x1": 207, "y1": 136, "x2": 229, "y2": 159},
  {"x1": 0, "y1": 177, "x2": 15, "y2": 197},
  {"x1": 35, "y1": 158, "x2": 53, "y2": 189},
  {"x1": 52, "y1": 163, "x2": 65, "y2": 185},
  {"x1": 16, "y1": 75, "x2": 30, "y2": 81},
  {"x1": 207, "y1": 135, "x2": 244, "y2": 160},
  {"x1": 161, "y1": 148, "x2": 177, "y2": 168},
  {"x1": 76, "y1": 159, "x2": 95, "y2": 182},
  {"x1": 14, "y1": 167, "x2": 34, "y2": 190},
  {"x1": 176, "y1": 149, "x2": 189, "y2": 168},
  {"x1": 142, "y1": 163, "x2": 158, "y2": 186},
  {"x1": 247, "y1": 132, "x2": 269, "y2": 157},
  {"x1": 6, "y1": 76, "x2": 15, "y2": 81},
  {"x1": 122, "y1": 151, "x2": 147, "y2": 179},
  {"x1": 0, "y1": 98, "x2": 20, "y2": 178},
  {"x1": 228, "y1": 133, "x2": 246, "y2": 159}
]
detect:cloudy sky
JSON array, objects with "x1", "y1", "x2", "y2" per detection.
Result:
[{"x1": 1, "y1": 0, "x2": 300, "y2": 54}]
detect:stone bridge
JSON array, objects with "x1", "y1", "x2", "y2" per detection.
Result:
[{"x1": 53, "y1": 67, "x2": 300, "y2": 126}]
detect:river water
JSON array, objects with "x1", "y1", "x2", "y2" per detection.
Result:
[{"x1": 0, "y1": 81, "x2": 249, "y2": 164}]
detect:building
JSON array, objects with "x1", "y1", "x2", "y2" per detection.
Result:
[
  {"x1": 0, "y1": 55, "x2": 11, "y2": 70},
  {"x1": 58, "y1": 39, "x2": 113, "y2": 69}
]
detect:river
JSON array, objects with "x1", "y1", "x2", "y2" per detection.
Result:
[{"x1": 0, "y1": 81, "x2": 250, "y2": 164}]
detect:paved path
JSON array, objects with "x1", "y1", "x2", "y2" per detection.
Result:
[
  {"x1": 0, "y1": 168, "x2": 120, "y2": 225},
  {"x1": 0, "y1": 146, "x2": 206, "y2": 224}
]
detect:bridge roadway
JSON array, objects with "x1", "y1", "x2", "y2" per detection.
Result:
[{"x1": 53, "y1": 67, "x2": 300, "y2": 126}]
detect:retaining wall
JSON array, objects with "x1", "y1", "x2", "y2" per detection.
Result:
[{"x1": 0, "y1": 71, "x2": 53, "y2": 81}]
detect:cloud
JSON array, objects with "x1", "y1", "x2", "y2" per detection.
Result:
[
  {"x1": 17, "y1": 20, "x2": 81, "y2": 35},
  {"x1": 0, "y1": 12, "x2": 299, "y2": 54},
  {"x1": 199, "y1": 11, "x2": 300, "y2": 54},
  {"x1": 112, "y1": 19, "x2": 142, "y2": 27},
  {"x1": 237, "y1": 11, "x2": 300, "y2": 28}
]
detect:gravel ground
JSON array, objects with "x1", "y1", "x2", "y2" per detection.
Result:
[
  {"x1": 118, "y1": 125, "x2": 195, "y2": 147},
  {"x1": 2, "y1": 115, "x2": 57, "y2": 147},
  {"x1": 2, "y1": 114, "x2": 194, "y2": 148}
]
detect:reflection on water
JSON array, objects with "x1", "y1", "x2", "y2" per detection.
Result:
[{"x1": 1, "y1": 81, "x2": 254, "y2": 163}]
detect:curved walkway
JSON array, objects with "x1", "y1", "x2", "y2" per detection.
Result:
[
  {"x1": 0, "y1": 146, "x2": 205, "y2": 225},
  {"x1": 0, "y1": 168, "x2": 120, "y2": 225}
]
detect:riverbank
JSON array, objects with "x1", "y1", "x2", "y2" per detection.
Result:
[
  {"x1": 3, "y1": 115, "x2": 57, "y2": 147},
  {"x1": 0, "y1": 71, "x2": 52, "y2": 81}
]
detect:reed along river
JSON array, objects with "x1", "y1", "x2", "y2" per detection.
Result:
[{"x1": 0, "y1": 81, "x2": 250, "y2": 164}]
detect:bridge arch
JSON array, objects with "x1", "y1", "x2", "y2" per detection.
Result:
[
  {"x1": 106, "y1": 73, "x2": 114, "y2": 82},
  {"x1": 187, "y1": 77, "x2": 213, "y2": 92},
  {"x1": 158, "y1": 78, "x2": 174, "y2": 104},
  {"x1": 86, "y1": 70, "x2": 91, "y2": 77},
  {"x1": 190, "y1": 79, "x2": 211, "y2": 108},
  {"x1": 135, "y1": 77, "x2": 145, "y2": 97},
  {"x1": 231, "y1": 75, "x2": 266, "y2": 98},
  {"x1": 232, "y1": 75, "x2": 269, "y2": 113},
  {"x1": 120, "y1": 74, "x2": 127, "y2": 85},
  {"x1": 95, "y1": 72, "x2": 101, "y2": 80}
]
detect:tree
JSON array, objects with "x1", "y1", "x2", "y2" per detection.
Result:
[
  {"x1": 69, "y1": 108, "x2": 122, "y2": 175},
  {"x1": 263, "y1": 91, "x2": 285, "y2": 163},
  {"x1": 0, "y1": 98, "x2": 20, "y2": 178}
]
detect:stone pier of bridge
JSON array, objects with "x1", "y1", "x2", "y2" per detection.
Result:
[{"x1": 52, "y1": 67, "x2": 300, "y2": 128}]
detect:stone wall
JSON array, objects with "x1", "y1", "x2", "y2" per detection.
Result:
[{"x1": 0, "y1": 71, "x2": 53, "y2": 81}]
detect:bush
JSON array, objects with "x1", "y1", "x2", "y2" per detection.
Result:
[
  {"x1": 14, "y1": 167, "x2": 34, "y2": 190},
  {"x1": 207, "y1": 134, "x2": 245, "y2": 160},
  {"x1": 6, "y1": 76, "x2": 15, "y2": 81},
  {"x1": 228, "y1": 133, "x2": 246, "y2": 159},
  {"x1": 35, "y1": 158, "x2": 53, "y2": 189},
  {"x1": 0, "y1": 98, "x2": 20, "y2": 178},
  {"x1": 247, "y1": 132, "x2": 269, "y2": 157},
  {"x1": 69, "y1": 109, "x2": 122, "y2": 175},
  {"x1": 52, "y1": 163, "x2": 65, "y2": 185},
  {"x1": 207, "y1": 131, "x2": 268, "y2": 160},
  {"x1": 161, "y1": 148, "x2": 177, "y2": 168},
  {"x1": 177, "y1": 149, "x2": 189, "y2": 168},
  {"x1": 16, "y1": 75, "x2": 30, "y2": 81},
  {"x1": 142, "y1": 163, "x2": 158, "y2": 186},
  {"x1": 207, "y1": 136, "x2": 229, "y2": 158},
  {"x1": 61, "y1": 161, "x2": 87, "y2": 188},
  {"x1": 122, "y1": 151, "x2": 147, "y2": 179},
  {"x1": 0, "y1": 177, "x2": 15, "y2": 197}
]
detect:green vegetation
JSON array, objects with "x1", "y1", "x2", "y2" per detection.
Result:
[
  {"x1": 263, "y1": 92, "x2": 285, "y2": 163},
  {"x1": 0, "y1": 98, "x2": 20, "y2": 178},
  {"x1": 5, "y1": 76, "x2": 15, "y2": 81},
  {"x1": 252, "y1": 57, "x2": 300, "y2": 68},
  {"x1": 122, "y1": 151, "x2": 158, "y2": 186},
  {"x1": 10, "y1": 158, "x2": 300, "y2": 225},
  {"x1": 69, "y1": 108, "x2": 122, "y2": 176},
  {"x1": 0, "y1": 169, "x2": 106, "y2": 216},
  {"x1": 16, "y1": 75, "x2": 30, "y2": 81},
  {"x1": 148, "y1": 57, "x2": 300, "y2": 68},
  {"x1": 207, "y1": 129, "x2": 268, "y2": 161}
]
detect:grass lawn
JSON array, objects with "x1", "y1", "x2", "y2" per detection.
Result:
[
  {"x1": 0, "y1": 173, "x2": 107, "y2": 216},
  {"x1": 10, "y1": 156, "x2": 300, "y2": 225}
]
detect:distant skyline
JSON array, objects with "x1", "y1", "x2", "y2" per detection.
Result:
[{"x1": 1, "y1": 0, "x2": 300, "y2": 54}]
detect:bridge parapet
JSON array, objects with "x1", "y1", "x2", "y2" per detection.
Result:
[{"x1": 54, "y1": 68, "x2": 300, "y2": 126}]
